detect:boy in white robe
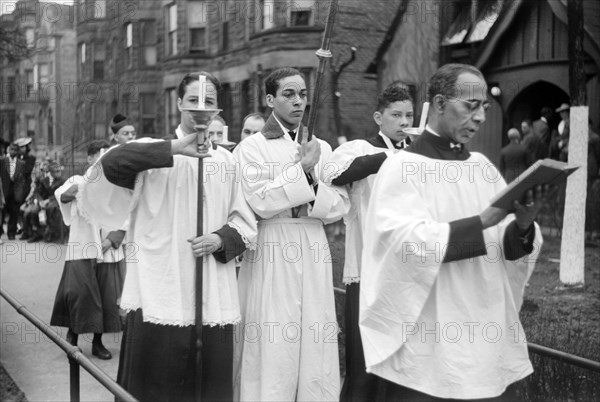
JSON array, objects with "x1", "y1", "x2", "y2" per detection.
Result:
[
  {"x1": 234, "y1": 67, "x2": 350, "y2": 401},
  {"x1": 326, "y1": 84, "x2": 414, "y2": 401},
  {"x1": 360, "y1": 64, "x2": 549, "y2": 400},
  {"x1": 78, "y1": 72, "x2": 257, "y2": 402},
  {"x1": 51, "y1": 140, "x2": 123, "y2": 359}
]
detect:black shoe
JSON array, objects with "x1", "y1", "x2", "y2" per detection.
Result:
[
  {"x1": 66, "y1": 329, "x2": 78, "y2": 346},
  {"x1": 92, "y1": 343, "x2": 112, "y2": 360},
  {"x1": 20, "y1": 234, "x2": 30, "y2": 241},
  {"x1": 27, "y1": 235, "x2": 42, "y2": 243},
  {"x1": 8, "y1": 235, "x2": 15, "y2": 240}
]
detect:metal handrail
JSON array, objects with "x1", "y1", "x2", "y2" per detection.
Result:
[
  {"x1": 332, "y1": 286, "x2": 600, "y2": 373},
  {"x1": 0, "y1": 287, "x2": 138, "y2": 402}
]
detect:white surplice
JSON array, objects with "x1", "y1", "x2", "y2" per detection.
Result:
[
  {"x1": 55, "y1": 175, "x2": 102, "y2": 261},
  {"x1": 78, "y1": 129, "x2": 257, "y2": 327},
  {"x1": 360, "y1": 150, "x2": 543, "y2": 399},
  {"x1": 325, "y1": 135, "x2": 395, "y2": 284},
  {"x1": 234, "y1": 121, "x2": 349, "y2": 401}
]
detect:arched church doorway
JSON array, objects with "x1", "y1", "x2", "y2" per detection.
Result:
[{"x1": 506, "y1": 81, "x2": 569, "y2": 146}]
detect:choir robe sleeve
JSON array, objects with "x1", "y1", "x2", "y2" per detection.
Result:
[
  {"x1": 236, "y1": 136, "x2": 348, "y2": 222},
  {"x1": 212, "y1": 151, "x2": 258, "y2": 263},
  {"x1": 55, "y1": 175, "x2": 85, "y2": 226},
  {"x1": 78, "y1": 139, "x2": 173, "y2": 231},
  {"x1": 308, "y1": 139, "x2": 350, "y2": 224},
  {"x1": 324, "y1": 140, "x2": 390, "y2": 186}
]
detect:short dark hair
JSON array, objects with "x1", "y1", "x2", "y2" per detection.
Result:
[
  {"x1": 243, "y1": 112, "x2": 265, "y2": 125},
  {"x1": 212, "y1": 115, "x2": 226, "y2": 125},
  {"x1": 427, "y1": 63, "x2": 485, "y2": 103},
  {"x1": 87, "y1": 140, "x2": 110, "y2": 156},
  {"x1": 264, "y1": 67, "x2": 303, "y2": 97},
  {"x1": 541, "y1": 107, "x2": 553, "y2": 117},
  {"x1": 177, "y1": 71, "x2": 221, "y2": 99},
  {"x1": 377, "y1": 84, "x2": 414, "y2": 112}
]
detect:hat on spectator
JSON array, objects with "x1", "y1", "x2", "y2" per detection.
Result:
[
  {"x1": 110, "y1": 114, "x2": 131, "y2": 134},
  {"x1": 14, "y1": 137, "x2": 33, "y2": 146},
  {"x1": 555, "y1": 103, "x2": 570, "y2": 113}
]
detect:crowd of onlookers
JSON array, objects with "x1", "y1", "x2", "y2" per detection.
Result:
[
  {"x1": 0, "y1": 137, "x2": 66, "y2": 245},
  {"x1": 499, "y1": 103, "x2": 600, "y2": 181},
  {"x1": 499, "y1": 103, "x2": 600, "y2": 237}
]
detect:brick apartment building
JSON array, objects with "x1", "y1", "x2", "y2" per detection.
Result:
[
  {"x1": 2, "y1": 0, "x2": 401, "y2": 166},
  {"x1": 0, "y1": 0, "x2": 76, "y2": 162}
]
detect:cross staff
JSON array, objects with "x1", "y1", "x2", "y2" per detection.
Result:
[
  {"x1": 181, "y1": 104, "x2": 221, "y2": 402},
  {"x1": 300, "y1": 0, "x2": 340, "y2": 143}
]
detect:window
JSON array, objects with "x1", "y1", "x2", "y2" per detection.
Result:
[
  {"x1": 27, "y1": 116, "x2": 36, "y2": 137},
  {"x1": 93, "y1": 43, "x2": 105, "y2": 80},
  {"x1": 38, "y1": 63, "x2": 49, "y2": 85},
  {"x1": 48, "y1": 109, "x2": 54, "y2": 145},
  {"x1": 81, "y1": 0, "x2": 106, "y2": 20},
  {"x1": 25, "y1": 29, "x2": 35, "y2": 48},
  {"x1": 140, "y1": 93, "x2": 156, "y2": 137},
  {"x1": 190, "y1": 28, "x2": 206, "y2": 52},
  {"x1": 188, "y1": 1, "x2": 208, "y2": 53},
  {"x1": 94, "y1": 0, "x2": 106, "y2": 18},
  {"x1": 256, "y1": 0, "x2": 274, "y2": 32},
  {"x1": 93, "y1": 102, "x2": 106, "y2": 139},
  {"x1": 79, "y1": 42, "x2": 86, "y2": 64},
  {"x1": 221, "y1": 21, "x2": 229, "y2": 51},
  {"x1": 26, "y1": 70, "x2": 34, "y2": 98},
  {"x1": 166, "y1": 4, "x2": 178, "y2": 56},
  {"x1": 125, "y1": 23, "x2": 133, "y2": 68},
  {"x1": 165, "y1": 88, "x2": 178, "y2": 135},
  {"x1": 140, "y1": 20, "x2": 157, "y2": 66},
  {"x1": 3, "y1": 77, "x2": 17, "y2": 103},
  {"x1": 288, "y1": 0, "x2": 314, "y2": 27}
]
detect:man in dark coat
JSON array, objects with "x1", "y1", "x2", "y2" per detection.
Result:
[
  {"x1": 0, "y1": 144, "x2": 27, "y2": 240},
  {"x1": 500, "y1": 128, "x2": 530, "y2": 183}
]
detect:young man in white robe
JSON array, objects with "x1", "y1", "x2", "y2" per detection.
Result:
[
  {"x1": 77, "y1": 72, "x2": 257, "y2": 402},
  {"x1": 325, "y1": 84, "x2": 414, "y2": 401},
  {"x1": 360, "y1": 63, "x2": 548, "y2": 401},
  {"x1": 234, "y1": 67, "x2": 350, "y2": 401}
]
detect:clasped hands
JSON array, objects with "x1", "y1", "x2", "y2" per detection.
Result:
[{"x1": 294, "y1": 129, "x2": 321, "y2": 175}]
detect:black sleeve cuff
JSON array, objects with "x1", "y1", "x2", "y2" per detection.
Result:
[
  {"x1": 443, "y1": 216, "x2": 487, "y2": 263},
  {"x1": 331, "y1": 152, "x2": 388, "y2": 186},
  {"x1": 106, "y1": 230, "x2": 126, "y2": 249},
  {"x1": 212, "y1": 225, "x2": 247, "y2": 264},
  {"x1": 504, "y1": 221, "x2": 535, "y2": 260},
  {"x1": 102, "y1": 141, "x2": 174, "y2": 190}
]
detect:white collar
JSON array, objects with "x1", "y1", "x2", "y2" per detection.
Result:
[
  {"x1": 425, "y1": 124, "x2": 441, "y2": 137},
  {"x1": 378, "y1": 131, "x2": 398, "y2": 151},
  {"x1": 273, "y1": 114, "x2": 299, "y2": 142},
  {"x1": 541, "y1": 117, "x2": 547, "y2": 124}
]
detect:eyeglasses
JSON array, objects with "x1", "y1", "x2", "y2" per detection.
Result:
[
  {"x1": 449, "y1": 97, "x2": 491, "y2": 114},
  {"x1": 119, "y1": 131, "x2": 136, "y2": 136}
]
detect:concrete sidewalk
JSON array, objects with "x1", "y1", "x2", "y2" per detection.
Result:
[{"x1": 1, "y1": 239, "x2": 122, "y2": 402}]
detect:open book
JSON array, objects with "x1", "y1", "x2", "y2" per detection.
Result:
[{"x1": 490, "y1": 158, "x2": 579, "y2": 210}]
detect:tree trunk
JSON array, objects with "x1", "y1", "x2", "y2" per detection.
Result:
[{"x1": 559, "y1": 0, "x2": 587, "y2": 286}]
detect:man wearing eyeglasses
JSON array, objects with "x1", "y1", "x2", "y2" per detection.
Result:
[{"x1": 360, "y1": 64, "x2": 549, "y2": 401}]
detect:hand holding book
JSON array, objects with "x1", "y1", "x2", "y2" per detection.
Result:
[{"x1": 490, "y1": 159, "x2": 579, "y2": 210}]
